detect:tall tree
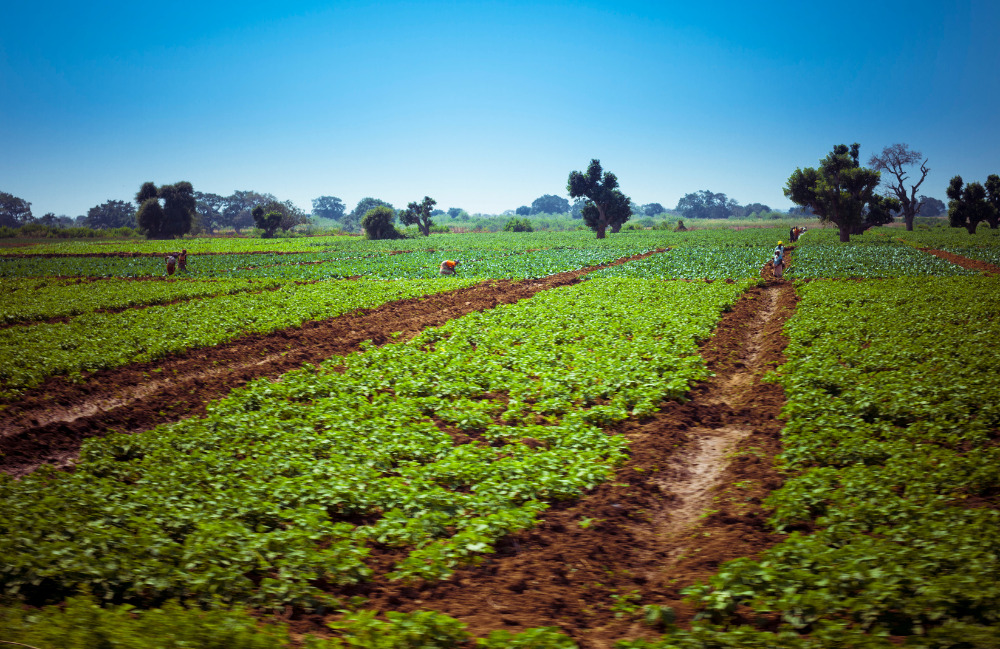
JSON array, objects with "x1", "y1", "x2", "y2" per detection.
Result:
[
  {"x1": 784, "y1": 143, "x2": 882, "y2": 242},
  {"x1": 84, "y1": 200, "x2": 136, "y2": 229},
  {"x1": 0, "y1": 191, "x2": 33, "y2": 227},
  {"x1": 868, "y1": 143, "x2": 930, "y2": 231},
  {"x1": 447, "y1": 207, "x2": 464, "y2": 219},
  {"x1": 917, "y1": 195, "x2": 946, "y2": 216},
  {"x1": 345, "y1": 198, "x2": 393, "y2": 233},
  {"x1": 361, "y1": 205, "x2": 402, "y2": 240},
  {"x1": 567, "y1": 159, "x2": 632, "y2": 239},
  {"x1": 311, "y1": 196, "x2": 346, "y2": 221},
  {"x1": 194, "y1": 191, "x2": 227, "y2": 233},
  {"x1": 675, "y1": 190, "x2": 739, "y2": 219},
  {"x1": 642, "y1": 203, "x2": 666, "y2": 216},
  {"x1": 400, "y1": 196, "x2": 437, "y2": 236},
  {"x1": 251, "y1": 205, "x2": 282, "y2": 238},
  {"x1": 986, "y1": 174, "x2": 1000, "y2": 229},
  {"x1": 947, "y1": 176, "x2": 996, "y2": 234},
  {"x1": 223, "y1": 191, "x2": 274, "y2": 233},
  {"x1": 158, "y1": 182, "x2": 196, "y2": 238},
  {"x1": 530, "y1": 194, "x2": 570, "y2": 215}
]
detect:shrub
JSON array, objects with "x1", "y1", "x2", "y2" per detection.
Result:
[
  {"x1": 503, "y1": 217, "x2": 534, "y2": 232},
  {"x1": 361, "y1": 206, "x2": 404, "y2": 240}
]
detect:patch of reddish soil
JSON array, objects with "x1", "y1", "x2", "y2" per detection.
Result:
[
  {"x1": 286, "y1": 281, "x2": 798, "y2": 648},
  {"x1": 0, "y1": 251, "x2": 663, "y2": 477},
  {"x1": 922, "y1": 248, "x2": 1000, "y2": 274}
]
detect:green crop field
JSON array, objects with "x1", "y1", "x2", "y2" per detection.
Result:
[{"x1": 1, "y1": 224, "x2": 998, "y2": 648}]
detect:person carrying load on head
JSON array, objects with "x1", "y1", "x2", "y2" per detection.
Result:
[
  {"x1": 165, "y1": 253, "x2": 177, "y2": 276},
  {"x1": 772, "y1": 240, "x2": 785, "y2": 279},
  {"x1": 439, "y1": 259, "x2": 458, "y2": 276},
  {"x1": 178, "y1": 249, "x2": 188, "y2": 272}
]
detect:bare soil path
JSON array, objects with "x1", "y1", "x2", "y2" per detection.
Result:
[{"x1": 293, "y1": 280, "x2": 798, "y2": 648}]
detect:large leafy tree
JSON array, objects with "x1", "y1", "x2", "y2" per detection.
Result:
[
  {"x1": 784, "y1": 143, "x2": 882, "y2": 242},
  {"x1": 675, "y1": 190, "x2": 739, "y2": 219},
  {"x1": 222, "y1": 190, "x2": 274, "y2": 233},
  {"x1": 643, "y1": 203, "x2": 666, "y2": 216},
  {"x1": 135, "y1": 181, "x2": 195, "y2": 239},
  {"x1": 567, "y1": 159, "x2": 632, "y2": 238},
  {"x1": 947, "y1": 176, "x2": 996, "y2": 234},
  {"x1": 193, "y1": 192, "x2": 227, "y2": 233},
  {"x1": 0, "y1": 191, "x2": 33, "y2": 228},
  {"x1": 400, "y1": 196, "x2": 437, "y2": 236},
  {"x1": 347, "y1": 198, "x2": 394, "y2": 233},
  {"x1": 986, "y1": 175, "x2": 1000, "y2": 229},
  {"x1": 312, "y1": 196, "x2": 346, "y2": 221},
  {"x1": 868, "y1": 143, "x2": 930, "y2": 232},
  {"x1": 918, "y1": 195, "x2": 946, "y2": 216},
  {"x1": 361, "y1": 205, "x2": 402, "y2": 240},
  {"x1": 530, "y1": 194, "x2": 570, "y2": 215},
  {"x1": 251, "y1": 205, "x2": 282, "y2": 238},
  {"x1": 84, "y1": 200, "x2": 136, "y2": 229}
]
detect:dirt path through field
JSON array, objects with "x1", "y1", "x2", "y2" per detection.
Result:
[
  {"x1": 921, "y1": 247, "x2": 1000, "y2": 274},
  {"x1": 0, "y1": 252, "x2": 663, "y2": 477},
  {"x1": 299, "y1": 280, "x2": 797, "y2": 648}
]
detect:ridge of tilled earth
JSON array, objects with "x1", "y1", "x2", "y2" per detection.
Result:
[
  {"x1": 282, "y1": 281, "x2": 799, "y2": 649},
  {"x1": 0, "y1": 252, "x2": 664, "y2": 476}
]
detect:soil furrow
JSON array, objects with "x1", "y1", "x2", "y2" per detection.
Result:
[
  {"x1": 0, "y1": 251, "x2": 663, "y2": 477},
  {"x1": 295, "y1": 280, "x2": 798, "y2": 649}
]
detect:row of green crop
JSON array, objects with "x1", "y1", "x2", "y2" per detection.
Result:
[
  {"x1": 0, "y1": 278, "x2": 478, "y2": 396},
  {"x1": 0, "y1": 246, "x2": 662, "y2": 280},
  {"x1": 0, "y1": 278, "x2": 754, "y2": 609},
  {"x1": 589, "y1": 246, "x2": 771, "y2": 280},
  {"x1": 626, "y1": 276, "x2": 1000, "y2": 647},
  {"x1": 0, "y1": 277, "x2": 283, "y2": 325}
]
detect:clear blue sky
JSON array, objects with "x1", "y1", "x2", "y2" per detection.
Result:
[{"x1": 2, "y1": 0, "x2": 998, "y2": 218}]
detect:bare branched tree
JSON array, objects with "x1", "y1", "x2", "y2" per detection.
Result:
[{"x1": 868, "y1": 143, "x2": 929, "y2": 231}]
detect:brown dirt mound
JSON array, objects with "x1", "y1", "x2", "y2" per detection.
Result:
[{"x1": 285, "y1": 281, "x2": 798, "y2": 648}]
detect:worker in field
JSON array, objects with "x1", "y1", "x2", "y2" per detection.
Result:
[
  {"x1": 165, "y1": 253, "x2": 177, "y2": 276},
  {"x1": 439, "y1": 259, "x2": 458, "y2": 276},
  {"x1": 773, "y1": 241, "x2": 785, "y2": 279},
  {"x1": 178, "y1": 249, "x2": 188, "y2": 272}
]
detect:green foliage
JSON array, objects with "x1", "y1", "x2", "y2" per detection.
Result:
[
  {"x1": 680, "y1": 276, "x2": 1000, "y2": 642},
  {"x1": 567, "y1": 159, "x2": 632, "y2": 238},
  {"x1": 361, "y1": 206, "x2": 402, "y2": 240},
  {"x1": 947, "y1": 175, "x2": 998, "y2": 233},
  {"x1": 0, "y1": 594, "x2": 292, "y2": 649},
  {"x1": 0, "y1": 278, "x2": 751, "y2": 606},
  {"x1": 0, "y1": 278, "x2": 477, "y2": 395},
  {"x1": 503, "y1": 217, "x2": 534, "y2": 232},
  {"x1": 400, "y1": 196, "x2": 437, "y2": 237},
  {"x1": 784, "y1": 143, "x2": 882, "y2": 241}
]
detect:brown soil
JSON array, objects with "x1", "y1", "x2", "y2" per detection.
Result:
[
  {"x1": 0, "y1": 250, "x2": 797, "y2": 648},
  {"x1": 0, "y1": 251, "x2": 663, "y2": 477},
  {"x1": 921, "y1": 248, "x2": 1000, "y2": 274},
  {"x1": 286, "y1": 280, "x2": 798, "y2": 648}
]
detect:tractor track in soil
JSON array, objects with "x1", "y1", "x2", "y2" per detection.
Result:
[
  {"x1": 282, "y1": 279, "x2": 799, "y2": 648},
  {"x1": 0, "y1": 252, "x2": 664, "y2": 477}
]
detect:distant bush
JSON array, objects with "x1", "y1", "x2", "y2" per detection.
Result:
[
  {"x1": 0, "y1": 224, "x2": 141, "y2": 239},
  {"x1": 361, "y1": 206, "x2": 405, "y2": 240},
  {"x1": 504, "y1": 217, "x2": 534, "y2": 232}
]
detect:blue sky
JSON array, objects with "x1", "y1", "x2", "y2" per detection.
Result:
[{"x1": 2, "y1": 0, "x2": 998, "y2": 218}]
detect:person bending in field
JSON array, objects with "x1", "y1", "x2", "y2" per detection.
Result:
[
  {"x1": 165, "y1": 253, "x2": 177, "y2": 276},
  {"x1": 439, "y1": 259, "x2": 458, "y2": 276},
  {"x1": 178, "y1": 249, "x2": 188, "y2": 272}
]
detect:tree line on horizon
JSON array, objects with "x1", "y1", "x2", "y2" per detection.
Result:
[{"x1": 1, "y1": 145, "x2": 991, "y2": 241}]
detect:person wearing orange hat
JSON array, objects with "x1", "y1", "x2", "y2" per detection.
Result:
[{"x1": 439, "y1": 259, "x2": 458, "y2": 276}]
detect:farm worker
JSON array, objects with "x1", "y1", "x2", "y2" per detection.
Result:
[
  {"x1": 789, "y1": 226, "x2": 796, "y2": 242},
  {"x1": 772, "y1": 242, "x2": 785, "y2": 279},
  {"x1": 165, "y1": 254, "x2": 177, "y2": 276},
  {"x1": 178, "y1": 249, "x2": 188, "y2": 272},
  {"x1": 439, "y1": 259, "x2": 458, "y2": 276}
]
